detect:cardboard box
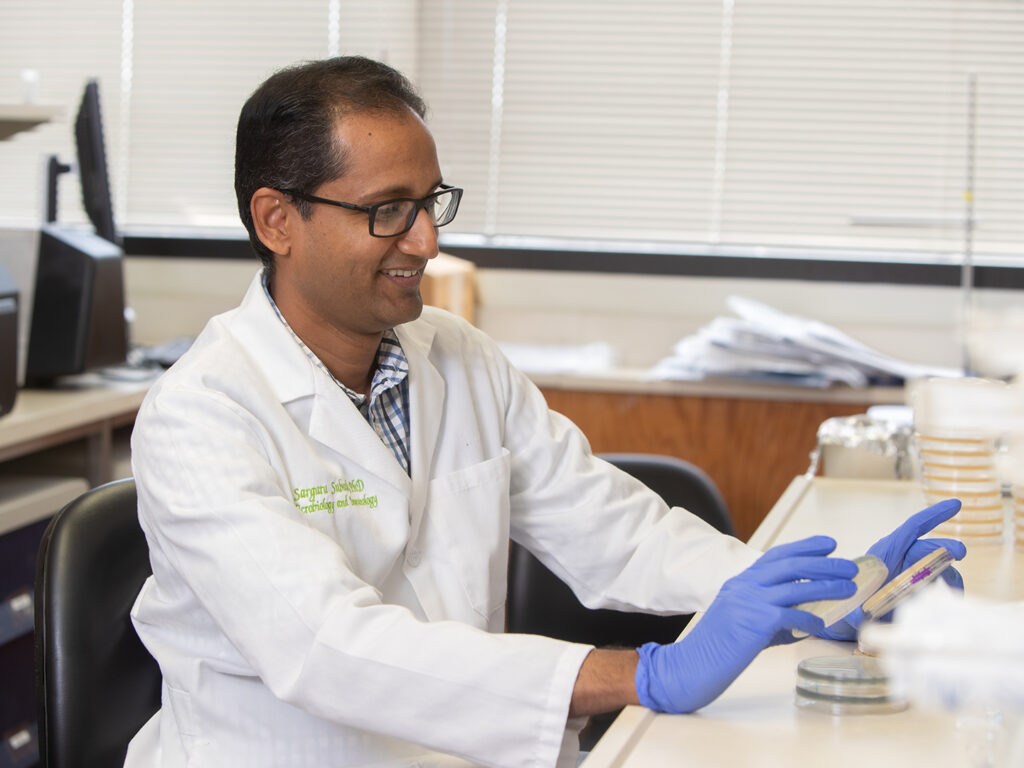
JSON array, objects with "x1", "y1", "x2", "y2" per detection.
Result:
[{"x1": 421, "y1": 252, "x2": 476, "y2": 324}]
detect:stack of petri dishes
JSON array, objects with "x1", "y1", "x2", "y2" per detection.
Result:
[
  {"x1": 795, "y1": 655, "x2": 908, "y2": 715},
  {"x1": 916, "y1": 432, "x2": 1003, "y2": 540},
  {"x1": 910, "y1": 377, "x2": 1012, "y2": 542}
]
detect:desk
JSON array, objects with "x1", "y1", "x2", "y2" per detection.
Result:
[
  {"x1": 584, "y1": 476, "x2": 1024, "y2": 768},
  {"x1": 0, "y1": 374, "x2": 153, "y2": 488}
]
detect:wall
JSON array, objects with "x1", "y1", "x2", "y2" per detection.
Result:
[{"x1": 124, "y1": 256, "x2": 258, "y2": 345}]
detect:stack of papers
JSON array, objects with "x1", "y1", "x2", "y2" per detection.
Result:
[{"x1": 649, "y1": 296, "x2": 961, "y2": 388}]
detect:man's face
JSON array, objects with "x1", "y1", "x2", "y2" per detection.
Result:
[{"x1": 277, "y1": 108, "x2": 443, "y2": 340}]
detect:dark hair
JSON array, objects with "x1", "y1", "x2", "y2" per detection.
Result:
[{"x1": 234, "y1": 56, "x2": 427, "y2": 272}]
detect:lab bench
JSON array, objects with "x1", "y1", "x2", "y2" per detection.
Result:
[{"x1": 583, "y1": 476, "x2": 1024, "y2": 767}]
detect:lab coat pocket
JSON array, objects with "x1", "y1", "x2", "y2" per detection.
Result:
[
  {"x1": 426, "y1": 450, "x2": 512, "y2": 621},
  {"x1": 166, "y1": 684, "x2": 201, "y2": 742}
]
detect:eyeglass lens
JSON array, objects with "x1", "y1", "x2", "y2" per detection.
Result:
[{"x1": 372, "y1": 188, "x2": 459, "y2": 236}]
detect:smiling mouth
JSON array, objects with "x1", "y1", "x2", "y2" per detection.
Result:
[{"x1": 382, "y1": 268, "x2": 422, "y2": 278}]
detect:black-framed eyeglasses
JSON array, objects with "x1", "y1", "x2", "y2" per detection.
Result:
[{"x1": 281, "y1": 183, "x2": 463, "y2": 238}]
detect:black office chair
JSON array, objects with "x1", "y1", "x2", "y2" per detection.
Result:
[
  {"x1": 506, "y1": 453, "x2": 735, "y2": 749},
  {"x1": 34, "y1": 478, "x2": 162, "y2": 768}
]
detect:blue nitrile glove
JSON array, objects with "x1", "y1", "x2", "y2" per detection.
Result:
[
  {"x1": 635, "y1": 535, "x2": 857, "y2": 714},
  {"x1": 819, "y1": 498, "x2": 968, "y2": 641}
]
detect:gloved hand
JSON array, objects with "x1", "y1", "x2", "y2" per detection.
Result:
[
  {"x1": 635, "y1": 536, "x2": 857, "y2": 714},
  {"x1": 818, "y1": 498, "x2": 968, "y2": 641}
]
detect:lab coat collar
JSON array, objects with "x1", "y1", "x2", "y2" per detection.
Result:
[
  {"x1": 231, "y1": 273, "x2": 446, "y2": 494},
  {"x1": 229, "y1": 272, "x2": 317, "y2": 404},
  {"x1": 395, "y1": 317, "x2": 444, "y2": 515}
]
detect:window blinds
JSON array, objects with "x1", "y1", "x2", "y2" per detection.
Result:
[
  {"x1": 418, "y1": 0, "x2": 1024, "y2": 260},
  {"x1": 0, "y1": 1, "x2": 123, "y2": 232},
  {"x1": 0, "y1": 1, "x2": 417, "y2": 232},
  {"x1": 2, "y1": 1, "x2": 1021, "y2": 262}
]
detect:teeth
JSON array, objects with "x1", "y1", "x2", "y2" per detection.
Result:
[{"x1": 385, "y1": 269, "x2": 419, "y2": 277}]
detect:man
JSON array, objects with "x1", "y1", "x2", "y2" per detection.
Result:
[{"x1": 126, "y1": 57, "x2": 965, "y2": 768}]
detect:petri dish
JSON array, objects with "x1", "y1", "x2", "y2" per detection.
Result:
[
  {"x1": 945, "y1": 506, "x2": 1004, "y2": 522},
  {"x1": 921, "y1": 475, "x2": 1001, "y2": 492},
  {"x1": 917, "y1": 449, "x2": 997, "y2": 468},
  {"x1": 791, "y1": 555, "x2": 888, "y2": 638},
  {"x1": 924, "y1": 489, "x2": 1001, "y2": 508},
  {"x1": 934, "y1": 519, "x2": 1004, "y2": 539},
  {"x1": 795, "y1": 655, "x2": 907, "y2": 715},
  {"x1": 921, "y1": 467, "x2": 999, "y2": 482},
  {"x1": 914, "y1": 432, "x2": 996, "y2": 452},
  {"x1": 861, "y1": 547, "x2": 954, "y2": 621}
]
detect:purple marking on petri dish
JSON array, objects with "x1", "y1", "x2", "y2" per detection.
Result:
[{"x1": 910, "y1": 567, "x2": 933, "y2": 584}]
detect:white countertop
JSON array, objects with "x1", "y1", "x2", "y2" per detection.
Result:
[{"x1": 529, "y1": 369, "x2": 905, "y2": 404}]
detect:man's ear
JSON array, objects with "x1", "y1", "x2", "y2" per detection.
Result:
[{"x1": 251, "y1": 188, "x2": 293, "y2": 257}]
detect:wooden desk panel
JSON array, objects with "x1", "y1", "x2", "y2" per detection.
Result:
[{"x1": 540, "y1": 387, "x2": 874, "y2": 541}]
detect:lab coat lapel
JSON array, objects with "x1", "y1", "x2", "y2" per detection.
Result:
[
  {"x1": 307, "y1": 378, "x2": 412, "y2": 494},
  {"x1": 229, "y1": 273, "x2": 313, "y2": 403},
  {"x1": 396, "y1": 319, "x2": 444, "y2": 539}
]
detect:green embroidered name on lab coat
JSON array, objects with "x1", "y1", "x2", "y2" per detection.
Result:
[{"x1": 293, "y1": 477, "x2": 378, "y2": 514}]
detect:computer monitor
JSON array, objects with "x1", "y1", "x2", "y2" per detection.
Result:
[
  {"x1": 45, "y1": 79, "x2": 118, "y2": 244},
  {"x1": 75, "y1": 80, "x2": 117, "y2": 243},
  {"x1": 27, "y1": 79, "x2": 127, "y2": 385},
  {"x1": 25, "y1": 225, "x2": 128, "y2": 385}
]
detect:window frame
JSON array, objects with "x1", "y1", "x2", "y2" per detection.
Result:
[{"x1": 121, "y1": 229, "x2": 1024, "y2": 290}]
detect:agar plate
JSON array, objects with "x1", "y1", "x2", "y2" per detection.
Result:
[
  {"x1": 861, "y1": 547, "x2": 954, "y2": 621},
  {"x1": 791, "y1": 555, "x2": 887, "y2": 638}
]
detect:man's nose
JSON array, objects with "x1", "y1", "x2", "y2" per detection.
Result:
[{"x1": 397, "y1": 207, "x2": 439, "y2": 258}]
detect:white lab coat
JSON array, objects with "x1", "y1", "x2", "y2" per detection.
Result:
[{"x1": 125, "y1": 272, "x2": 759, "y2": 768}]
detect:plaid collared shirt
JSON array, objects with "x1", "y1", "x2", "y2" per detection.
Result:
[{"x1": 262, "y1": 274, "x2": 412, "y2": 474}]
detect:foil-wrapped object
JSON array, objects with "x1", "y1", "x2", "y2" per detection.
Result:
[{"x1": 807, "y1": 414, "x2": 914, "y2": 479}]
